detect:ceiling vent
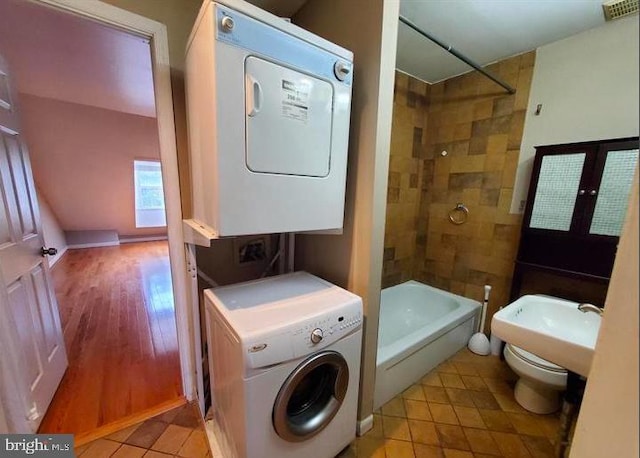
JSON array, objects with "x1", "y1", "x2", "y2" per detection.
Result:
[{"x1": 602, "y1": 0, "x2": 638, "y2": 20}]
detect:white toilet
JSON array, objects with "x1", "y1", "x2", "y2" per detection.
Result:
[{"x1": 503, "y1": 343, "x2": 568, "y2": 414}]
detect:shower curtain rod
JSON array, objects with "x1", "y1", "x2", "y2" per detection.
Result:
[{"x1": 399, "y1": 15, "x2": 516, "y2": 95}]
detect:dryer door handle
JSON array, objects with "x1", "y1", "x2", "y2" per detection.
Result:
[{"x1": 246, "y1": 75, "x2": 262, "y2": 117}]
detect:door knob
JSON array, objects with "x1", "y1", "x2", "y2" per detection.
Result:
[{"x1": 41, "y1": 247, "x2": 58, "y2": 257}]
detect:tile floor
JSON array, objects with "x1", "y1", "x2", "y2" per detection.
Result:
[
  {"x1": 74, "y1": 403, "x2": 211, "y2": 458},
  {"x1": 76, "y1": 348, "x2": 564, "y2": 458},
  {"x1": 338, "y1": 348, "x2": 562, "y2": 458}
]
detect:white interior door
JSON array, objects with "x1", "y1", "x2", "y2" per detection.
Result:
[{"x1": 0, "y1": 54, "x2": 68, "y2": 432}]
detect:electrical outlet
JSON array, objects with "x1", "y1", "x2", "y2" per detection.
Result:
[{"x1": 237, "y1": 237, "x2": 267, "y2": 264}]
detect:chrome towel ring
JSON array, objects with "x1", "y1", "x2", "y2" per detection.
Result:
[{"x1": 449, "y1": 203, "x2": 468, "y2": 225}]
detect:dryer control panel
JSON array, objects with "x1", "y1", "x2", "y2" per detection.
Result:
[{"x1": 245, "y1": 299, "x2": 362, "y2": 370}]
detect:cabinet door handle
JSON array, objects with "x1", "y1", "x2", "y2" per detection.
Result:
[
  {"x1": 589, "y1": 189, "x2": 597, "y2": 196},
  {"x1": 578, "y1": 189, "x2": 586, "y2": 195}
]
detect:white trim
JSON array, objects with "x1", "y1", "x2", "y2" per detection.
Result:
[
  {"x1": 356, "y1": 414, "x2": 374, "y2": 436},
  {"x1": 34, "y1": 0, "x2": 196, "y2": 403},
  {"x1": 183, "y1": 219, "x2": 218, "y2": 247},
  {"x1": 185, "y1": 244, "x2": 206, "y2": 415},
  {"x1": 119, "y1": 235, "x2": 168, "y2": 244},
  {"x1": 67, "y1": 241, "x2": 120, "y2": 249}
]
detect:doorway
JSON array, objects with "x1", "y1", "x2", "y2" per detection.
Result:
[{"x1": 0, "y1": 0, "x2": 191, "y2": 437}]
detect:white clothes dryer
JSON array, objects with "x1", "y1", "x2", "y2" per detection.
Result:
[
  {"x1": 204, "y1": 272, "x2": 363, "y2": 458},
  {"x1": 185, "y1": 0, "x2": 354, "y2": 237}
]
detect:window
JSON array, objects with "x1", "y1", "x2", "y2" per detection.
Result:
[{"x1": 134, "y1": 160, "x2": 166, "y2": 228}]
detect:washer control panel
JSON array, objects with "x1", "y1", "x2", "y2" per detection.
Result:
[
  {"x1": 243, "y1": 295, "x2": 362, "y2": 369},
  {"x1": 289, "y1": 301, "x2": 362, "y2": 358}
]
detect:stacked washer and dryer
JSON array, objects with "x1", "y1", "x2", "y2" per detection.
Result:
[{"x1": 184, "y1": 1, "x2": 360, "y2": 457}]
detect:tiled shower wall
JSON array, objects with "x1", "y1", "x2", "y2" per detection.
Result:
[
  {"x1": 383, "y1": 52, "x2": 535, "y2": 327},
  {"x1": 383, "y1": 74, "x2": 430, "y2": 287}
]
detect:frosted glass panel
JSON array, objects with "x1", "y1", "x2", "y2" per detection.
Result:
[
  {"x1": 530, "y1": 153, "x2": 586, "y2": 231},
  {"x1": 590, "y1": 149, "x2": 638, "y2": 236}
]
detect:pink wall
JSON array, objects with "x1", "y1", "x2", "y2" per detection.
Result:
[{"x1": 21, "y1": 94, "x2": 165, "y2": 237}]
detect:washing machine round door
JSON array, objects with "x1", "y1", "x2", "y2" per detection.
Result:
[{"x1": 272, "y1": 350, "x2": 349, "y2": 442}]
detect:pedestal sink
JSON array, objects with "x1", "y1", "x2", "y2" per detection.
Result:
[{"x1": 491, "y1": 295, "x2": 602, "y2": 377}]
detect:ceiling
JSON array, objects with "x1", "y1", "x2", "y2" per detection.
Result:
[
  {"x1": 0, "y1": 0, "x2": 156, "y2": 118},
  {"x1": 0, "y1": 0, "x2": 615, "y2": 116},
  {"x1": 397, "y1": 0, "x2": 609, "y2": 83}
]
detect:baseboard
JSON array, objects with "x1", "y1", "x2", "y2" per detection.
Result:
[
  {"x1": 65, "y1": 230, "x2": 118, "y2": 248},
  {"x1": 119, "y1": 235, "x2": 168, "y2": 244},
  {"x1": 67, "y1": 241, "x2": 120, "y2": 249},
  {"x1": 356, "y1": 414, "x2": 374, "y2": 437},
  {"x1": 73, "y1": 397, "x2": 186, "y2": 447}
]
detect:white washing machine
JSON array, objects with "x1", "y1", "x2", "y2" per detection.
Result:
[{"x1": 204, "y1": 272, "x2": 363, "y2": 458}]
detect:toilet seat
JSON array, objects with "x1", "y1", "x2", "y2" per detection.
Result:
[{"x1": 507, "y1": 344, "x2": 566, "y2": 373}]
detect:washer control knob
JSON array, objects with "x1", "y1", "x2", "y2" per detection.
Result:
[
  {"x1": 310, "y1": 328, "x2": 324, "y2": 344},
  {"x1": 220, "y1": 16, "x2": 235, "y2": 32}
]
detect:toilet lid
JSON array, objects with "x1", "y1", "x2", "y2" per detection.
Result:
[{"x1": 508, "y1": 344, "x2": 566, "y2": 373}]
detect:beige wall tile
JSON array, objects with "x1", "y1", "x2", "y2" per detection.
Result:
[
  {"x1": 450, "y1": 155, "x2": 485, "y2": 173},
  {"x1": 385, "y1": 55, "x2": 532, "y2": 307}
]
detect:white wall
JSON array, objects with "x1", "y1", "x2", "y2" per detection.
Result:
[
  {"x1": 511, "y1": 16, "x2": 639, "y2": 213},
  {"x1": 37, "y1": 191, "x2": 67, "y2": 266},
  {"x1": 569, "y1": 174, "x2": 638, "y2": 457}
]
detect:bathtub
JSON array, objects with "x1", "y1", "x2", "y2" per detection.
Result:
[{"x1": 374, "y1": 280, "x2": 481, "y2": 409}]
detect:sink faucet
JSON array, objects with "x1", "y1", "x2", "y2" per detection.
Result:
[{"x1": 578, "y1": 303, "x2": 603, "y2": 316}]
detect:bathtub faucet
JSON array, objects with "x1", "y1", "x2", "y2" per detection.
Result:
[{"x1": 577, "y1": 303, "x2": 603, "y2": 316}]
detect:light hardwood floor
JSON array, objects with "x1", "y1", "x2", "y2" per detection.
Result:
[{"x1": 38, "y1": 241, "x2": 183, "y2": 436}]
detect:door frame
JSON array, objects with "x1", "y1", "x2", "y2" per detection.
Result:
[{"x1": 30, "y1": 0, "x2": 195, "y2": 403}]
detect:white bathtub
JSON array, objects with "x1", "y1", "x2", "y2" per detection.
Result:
[{"x1": 374, "y1": 280, "x2": 481, "y2": 409}]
